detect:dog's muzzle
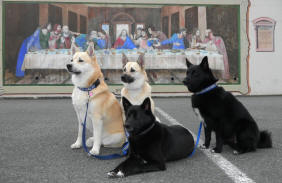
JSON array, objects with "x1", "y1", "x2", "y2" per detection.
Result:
[
  {"x1": 124, "y1": 124, "x2": 134, "y2": 132},
  {"x1": 66, "y1": 64, "x2": 81, "y2": 74},
  {"x1": 66, "y1": 64, "x2": 72, "y2": 72},
  {"x1": 121, "y1": 74, "x2": 135, "y2": 83},
  {"x1": 183, "y1": 77, "x2": 189, "y2": 85}
]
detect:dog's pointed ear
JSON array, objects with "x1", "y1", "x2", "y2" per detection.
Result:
[
  {"x1": 122, "y1": 97, "x2": 132, "y2": 114},
  {"x1": 86, "y1": 42, "x2": 95, "y2": 57},
  {"x1": 186, "y1": 58, "x2": 193, "y2": 68},
  {"x1": 71, "y1": 42, "x2": 80, "y2": 55},
  {"x1": 122, "y1": 53, "x2": 129, "y2": 67},
  {"x1": 137, "y1": 53, "x2": 145, "y2": 69},
  {"x1": 141, "y1": 97, "x2": 151, "y2": 112},
  {"x1": 200, "y1": 56, "x2": 209, "y2": 70}
]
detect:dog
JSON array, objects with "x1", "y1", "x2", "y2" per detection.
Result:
[
  {"x1": 183, "y1": 56, "x2": 272, "y2": 154},
  {"x1": 66, "y1": 43, "x2": 126, "y2": 155},
  {"x1": 120, "y1": 53, "x2": 156, "y2": 114},
  {"x1": 107, "y1": 97, "x2": 194, "y2": 178}
]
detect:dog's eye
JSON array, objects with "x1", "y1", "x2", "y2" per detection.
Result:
[
  {"x1": 192, "y1": 71, "x2": 200, "y2": 76},
  {"x1": 78, "y1": 59, "x2": 84, "y2": 63},
  {"x1": 191, "y1": 70, "x2": 196, "y2": 75},
  {"x1": 70, "y1": 59, "x2": 73, "y2": 62},
  {"x1": 123, "y1": 67, "x2": 126, "y2": 72},
  {"x1": 130, "y1": 68, "x2": 136, "y2": 72}
]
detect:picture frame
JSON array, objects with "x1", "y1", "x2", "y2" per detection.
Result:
[{"x1": 0, "y1": 0, "x2": 250, "y2": 95}]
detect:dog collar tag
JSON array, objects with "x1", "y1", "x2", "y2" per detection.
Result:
[{"x1": 89, "y1": 92, "x2": 93, "y2": 97}]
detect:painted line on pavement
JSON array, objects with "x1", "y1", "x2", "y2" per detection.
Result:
[{"x1": 155, "y1": 107, "x2": 256, "y2": 183}]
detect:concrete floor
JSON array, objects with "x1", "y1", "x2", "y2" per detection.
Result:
[{"x1": 0, "y1": 96, "x2": 281, "y2": 183}]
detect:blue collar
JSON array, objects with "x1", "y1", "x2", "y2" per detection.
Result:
[
  {"x1": 195, "y1": 83, "x2": 217, "y2": 95},
  {"x1": 78, "y1": 79, "x2": 100, "y2": 92},
  {"x1": 131, "y1": 122, "x2": 156, "y2": 139}
]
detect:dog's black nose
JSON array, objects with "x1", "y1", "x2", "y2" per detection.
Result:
[
  {"x1": 183, "y1": 78, "x2": 189, "y2": 85},
  {"x1": 121, "y1": 74, "x2": 129, "y2": 83},
  {"x1": 124, "y1": 124, "x2": 130, "y2": 129},
  {"x1": 66, "y1": 64, "x2": 72, "y2": 70},
  {"x1": 121, "y1": 75, "x2": 126, "y2": 81},
  {"x1": 124, "y1": 124, "x2": 133, "y2": 132}
]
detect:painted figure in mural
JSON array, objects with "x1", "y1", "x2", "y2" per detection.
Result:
[
  {"x1": 97, "y1": 31, "x2": 107, "y2": 49},
  {"x1": 58, "y1": 25, "x2": 73, "y2": 49},
  {"x1": 187, "y1": 28, "x2": 202, "y2": 48},
  {"x1": 39, "y1": 23, "x2": 52, "y2": 49},
  {"x1": 147, "y1": 26, "x2": 169, "y2": 49},
  {"x1": 48, "y1": 24, "x2": 62, "y2": 49},
  {"x1": 136, "y1": 29, "x2": 150, "y2": 49},
  {"x1": 131, "y1": 27, "x2": 142, "y2": 47},
  {"x1": 104, "y1": 30, "x2": 112, "y2": 49},
  {"x1": 203, "y1": 29, "x2": 230, "y2": 80},
  {"x1": 114, "y1": 29, "x2": 136, "y2": 49},
  {"x1": 39, "y1": 26, "x2": 50, "y2": 49},
  {"x1": 88, "y1": 30, "x2": 101, "y2": 50},
  {"x1": 157, "y1": 28, "x2": 187, "y2": 49},
  {"x1": 15, "y1": 25, "x2": 42, "y2": 77},
  {"x1": 75, "y1": 30, "x2": 99, "y2": 50}
]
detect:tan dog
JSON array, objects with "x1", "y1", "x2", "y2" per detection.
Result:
[
  {"x1": 120, "y1": 53, "x2": 156, "y2": 114},
  {"x1": 66, "y1": 44, "x2": 125, "y2": 155}
]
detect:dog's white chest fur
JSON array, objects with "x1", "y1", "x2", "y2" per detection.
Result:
[{"x1": 72, "y1": 87, "x2": 89, "y2": 106}]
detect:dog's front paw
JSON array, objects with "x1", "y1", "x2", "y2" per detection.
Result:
[
  {"x1": 89, "y1": 147, "x2": 100, "y2": 155},
  {"x1": 107, "y1": 170, "x2": 125, "y2": 178},
  {"x1": 233, "y1": 150, "x2": 240, "y2": 155},
  {"x1": 86, "y1": 137, "x2": 94, "y2": 147},
  {"x1": 70, "y1": 142, "x2": 82, "y2": 149},
  {"x1": 211, "y1": 147, "x2": 222, "y2": 153},
  {"x1": 200, "y1": 144, "x2": 208, "y2": 149}
]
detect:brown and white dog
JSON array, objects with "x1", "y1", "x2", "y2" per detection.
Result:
[
  {"x1": 120, "y1": 53, "x2": 156, "y2": 115},
  {"x1": 66, "y1": 43, "x2": 126, "y2": 155}
]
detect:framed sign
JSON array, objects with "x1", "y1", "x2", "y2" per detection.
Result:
[
  {"x1": 253, "y1": 17, "x2": 276, "y2": 52},
  {"x1": 0, "y1": 0, "x2": 250, "y2": 95}
]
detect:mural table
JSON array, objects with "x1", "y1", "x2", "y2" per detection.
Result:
[
  {"x1": 22, "y1": 49, "x2": 224, "y2": 71},
  {"x1": 21, "y1": 49, "x2": 224, "y2": 84}
]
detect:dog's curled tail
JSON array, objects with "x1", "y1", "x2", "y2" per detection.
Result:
[{"x1": 257, "y1": 130, "x2": 272, "y2": 148}]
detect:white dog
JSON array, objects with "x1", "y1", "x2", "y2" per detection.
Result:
[{"x1": 66, "y1": 43, "x2": 125, "y2": 155}]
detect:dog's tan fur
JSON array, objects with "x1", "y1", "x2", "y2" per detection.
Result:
[
  {"x1": 120, "y1": 53, "x2": 155, "y2": 113},
  {"x1": 68, "y1": 44, "x2": 125, "y2": 155}
]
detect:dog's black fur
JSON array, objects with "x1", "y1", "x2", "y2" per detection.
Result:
[
  {"x1": 107, "y1": 97, "x2": 194, "y2": 178},
  {"x1": 183, "y1": 56, "x2": 272, "y2": 154}
]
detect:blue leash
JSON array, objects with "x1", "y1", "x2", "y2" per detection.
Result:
[
  {"x1": 81, "y1": 91, "x2": 129, "y2": 160},
  {"x1": 188, "y1": 121, "x2": 203, "y2": 157}
]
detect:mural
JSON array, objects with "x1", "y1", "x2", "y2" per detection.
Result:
[{"x1": 3, "y1": 2, "x2": 240, "y2": 85}]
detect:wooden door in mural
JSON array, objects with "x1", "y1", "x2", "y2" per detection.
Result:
[
  {"x1": 80, "y1": 15, "x2": 87, "y2": 34},
  {"x1": 162, "y1": 16, "x2": 169, "y2": 38},
  {"x1": 48, "y1": 4, "x2": 62, "y2": 25},
  {"x1": 68, "y1": 11, "x2": 78, "y2": 32},
  {"x1": 185, "y1": 7, "x2": 198, "y2": 34},
  {"x1": 171, "y1": 12, "x2": 179, "y2": 36}
]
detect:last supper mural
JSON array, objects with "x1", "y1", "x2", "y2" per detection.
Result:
[{"x1": 3, "y1": 2, "x2": 240, "y2": 85}]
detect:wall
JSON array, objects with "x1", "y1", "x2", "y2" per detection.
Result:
[{"x1": 249, "y1": 0, "x2": 282, "y2": 95}]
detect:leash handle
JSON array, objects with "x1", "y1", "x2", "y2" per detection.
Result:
[
  {"x1": 81, "y1": 93, "x2": 128, "y2": 160},
  {"x1": 188, "y1": 121, "x2": 203, "y2": 158}
]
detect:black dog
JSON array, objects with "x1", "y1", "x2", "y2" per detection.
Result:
[
  {"x1": 107, "y1": 97, "x2": 194, "y2": 178},
  {"x1": 183, "y1": 56, "x2": 272, "y2": 154}
]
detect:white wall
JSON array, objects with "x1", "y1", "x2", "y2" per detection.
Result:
[{"x1": 249, "y1": 0, "x2": 282, "y2": 95}]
